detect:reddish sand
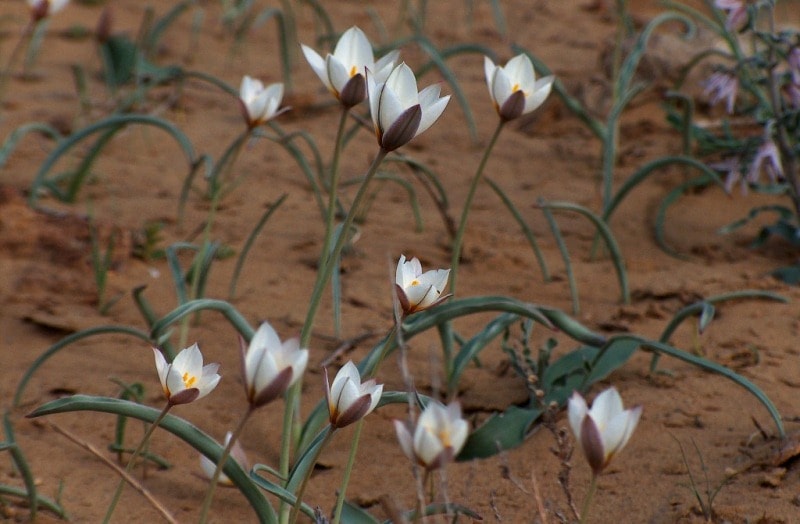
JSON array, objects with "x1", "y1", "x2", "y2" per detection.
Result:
[{"x1": 1, "y1": 1, "x2": 799, "y2": 522}]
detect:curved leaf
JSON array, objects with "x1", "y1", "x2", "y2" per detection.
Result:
[
  {"x1": 29, "y1": 115, "x2": 197, "y2": 208},
  {"x1": 14, "y1": 326, "x2": 153, "y2": 407},
  {"x1": 27, "y1": 396, "x2": 276, "y2": 523}
]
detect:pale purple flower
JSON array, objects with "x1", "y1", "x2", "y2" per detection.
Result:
[
  {"x1": 715, "y1": 0, "x2": 747, "y2": 31},
  {"x1": 789, "y1": 48, "x2": 800, "y2": 81},
  {"x1": 703, "y1": 72, "x2": 739, "y2": 114},
  {"x1": 711, "y1": 157, "x2": 747, "y2": 195},
  {"x1": 748, "y1": 140, "x2": 783, "y2": 186}
]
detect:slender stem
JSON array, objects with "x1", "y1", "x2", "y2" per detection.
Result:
[
  {"x1": 179, "y1": 128, "x2": 251, "y2": 348},
  {"x1": 331, "y1": 419, "x2": 364, "y2": 524},
  {"x1": 197, "y1": 406, "x2": 254, "y2": 524},
  {"x1": 320, "y1": 108, "x2": 351, "y2": 268},
  {"x1": 0, "y1": 19, "x2": 34, "y2": 109},
  {"x1": 288, "y1": 426, "x2": 335, "y2": 524},
  {"x1": 300, "y1": 147, "x2": 389, "y2": 348},
  {"x1": 449, "y1": 121, "x2": 505, "y2": 293},
  {"x1": 763, "y1": 8, "x2": 800, "y2": 218},
  {"x1": 579, "y1": 474, "x2": 599, "y2": 524},
  {"x1": 280, "y1": 148, "x2": 387, "y2": 524},
  {"x1": 103, "y1": 404, "x2": 171, "y2": 524}
]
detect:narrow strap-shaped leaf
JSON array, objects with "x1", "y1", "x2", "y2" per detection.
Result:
[
  {"x1": 14, "y1": 326, "x2": 152, "y2": 407},
  {"x1": 27, "y1": 396, "x2": 277, "y2": 523}
]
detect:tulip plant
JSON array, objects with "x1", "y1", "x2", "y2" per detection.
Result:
[
  {"x1": 8, "y1": 8, "x2": 792, "y2": 524},
  {"x1": 568, "y1": 388, "x2": 642, "y2": 523}
]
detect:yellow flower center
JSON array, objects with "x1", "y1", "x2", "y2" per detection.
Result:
[
  {"x1": 182, "y1": 372, "x2": 197, "y2": 388},
  {"x1": 349, "y1": 65, "x2": 358, "y2": 77},
  {"x1": 410, "y1": 279, "x2": 420, "y2": 286},
  {"x1": 511, "y1": 83, "x2": 520, "y2": 92}
]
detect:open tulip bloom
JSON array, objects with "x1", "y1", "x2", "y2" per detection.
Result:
[
  {"x1": 568, "y1": 387, "x2": 642, "y2": 477},
  {"x1": 28, "y1": 0, "x2": 69, "y2": 19},
  {"x1": 199, "y1": 431, "x2": 249, "y2": 486},
  {"x1": 484, "y1": 54, "x2": 554, "y2": 122},
  {"x1": 394, "y1": 401, "x2": 469, "y2": 471},
  {"x1": 153, "y1": 344, "x2": 221, "y2": 406},
  {"x1": 325, "y1": 361, "x2": 383, "y2": 428},
  {"x1": 302, "y1": 26, "x2": 399, "y2": 108},
  {"x1": 395, "y1": 254, "x2": 451, "y2": 316},
  {"x1": 239, "y1": 75, "x2": 285, "y2": 128},
  {"x1": 367, "y1": 62, "x2": 450, "y2": 151},
  {"x1": 241, "y1": 321, "x2": 309, "y2": 408}
]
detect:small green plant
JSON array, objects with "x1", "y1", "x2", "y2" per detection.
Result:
[{"x1": 673, "y1": 435, "x2": 734, "y2": 521}]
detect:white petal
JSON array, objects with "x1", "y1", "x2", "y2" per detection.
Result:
[
  {"x1": 395, "y1": 254, "x2": 409, "y2": 286},
  {"x1": 589, "y1": 388, "x2": 624, "y2": 431},
  {"x1": 173, "y1": 344, "x2": 203, "y2": 378},
  {"x1": 484, "y1": 56, "x2": 498, "y2": 100},
  {"x1": 262, "y1": 82, "x2": 284, "y2": 119},
  {"x1": 567, "y1": 392, "x2": 588, "y2": 440},
  {"x1": 385, "y1": 63, "x2": 419, "y2": 109},
  {"x1": 334, "y1": 27, "x2": 373, "y2": 73},
  {"x1": 505, "y1": 54, "x2": 535, "y2": 90},
  {"x1": 378, "y1": 86, "x2": 407, "y2": 133},
  {"x1": 394, "y1": 420, "x2": 416, "y2": 461},
  {"x1": 523, "y1": 76, "x2": 554, "y2": 114},
  {"x1": 196, "y1": 363, "x2": 221, "y2": 400},
  {"x1": 374, "y1": 50, "x2": 400, "y2": 83},
  {"x1": 366, "y1": 71, "x2": 382, "y2": 132},
  {"x1": 414, "y1": 424, "x2": 444, "y2": 466},
  {"x1": 166, "y1": 365, "x2": 187, "y2": 397},
  {"x1": 301, "y1": 45, "x2": 332, "y2": 90},
  {"x1": 152, "y1": 348, "x2": 169, "y2": 390},
  {"x1": 491, "y1": 68, "x2": 513, "y2": 107},
  {"x1": 326, "y1": 56, "x2": 351, "y2": 93},
  {"x1": 418, "y1": 268, "x2": 449, "y2": 294},
  {"x1": 415, "y1": 94, "x2": 449, "y2": 137}
]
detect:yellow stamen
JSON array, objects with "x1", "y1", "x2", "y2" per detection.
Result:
[
  {"x1": 182, "y1": 372, "x2": 197, "y2": 388},
  {"x1": 511, "y1": 83, "x2": 520, "y2": 92},
  {"x1": 349, "y1": 65, "x2": 358, "y2": 77},
  {"x1": 410, "y1": 279, "x2": 420, "y2": 286}
]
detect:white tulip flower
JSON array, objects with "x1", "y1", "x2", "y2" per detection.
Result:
[
  {"x1": 301, "y1": 26, "x2": 399, "y2": 108},
  {"x1": 199, "y1": 432, "x2": 249, "y2": 486},
  {"x1": 239, "y1": 76, "x2": 285, "y2": 128},
  {"x1": 325, "y1": 361, "x2": 383, "y2": 428},
  {"x1": 367, "y1": 62, "x2": 450, "y2": 151},
  {"x1": 28, "y1": 0, "x2": 69, "y2": 19},
  {"x1": 395, "y1": 254, "x2": 451, "y2": 316},
  {"x1": 484, "y1": 54, "x2": 554, "y2": 122},
  {"x1": 394, "y1": 401, "x2": 469, "y2": 471},
  {"x1": 153, "y1": 344, "x2": 221, "y2": 406},
  {"x1": 241, "y1": 321, "x2": 308, "y2": 408},
  {"x1": 568, "y1": 387, "x2": 642, "y2": 476}
]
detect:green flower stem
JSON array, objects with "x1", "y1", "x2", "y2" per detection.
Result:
[
  {"x1": 579, "y1": 474, "x2": 599, "y2": 524},
  {"x1": 300, "y1": 147, "x2": 389, "y2": 347},
  {"x1": 0, "y1": 20, "x2": 34, "y2": 110},
  {"x1": 331, "y1": 419, "x2": 364, "y2": 524},
  {"x1": 288, "y1": 426, "x2": 335, "y2": 524},
  {"x1": 103, "y1": 403, "x2": 171, "y2": 524},
  {"x1": 179, "y1": 128, "x2": 251, "y2": 348},
  {"x1": 320, "y1": 108, "x2": 351, "y2": 268},
  {"x1": 278, "y1": 148, "x2": 388, "y2": 524},
  {"x1": 198, "y1": 405, "x2": 254, "y2": 524},
  {"x1": 449, "y1": 120, "x2": 505, "y2": 293}
]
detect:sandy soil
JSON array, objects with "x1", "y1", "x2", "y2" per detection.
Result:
[{"x1": 2, "y1": 0, "x2": 800, "y2": 522}]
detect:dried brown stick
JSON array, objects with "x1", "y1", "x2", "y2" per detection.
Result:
[{"x1": 49, "y1": 422, "x2": 178, "y2": 524}]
